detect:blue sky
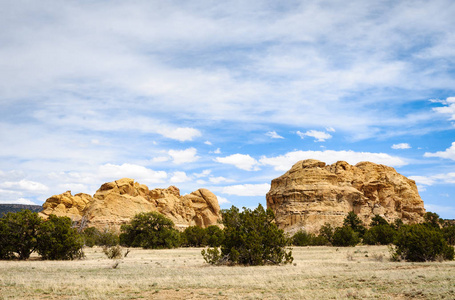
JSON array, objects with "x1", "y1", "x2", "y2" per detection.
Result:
[{"x1": 1, "y1": 0, "x2": 455, "y2": 218}]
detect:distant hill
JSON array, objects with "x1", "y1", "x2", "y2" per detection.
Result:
[{"x1": 0, "y1": 204, "x2": 42, "y2": 216}]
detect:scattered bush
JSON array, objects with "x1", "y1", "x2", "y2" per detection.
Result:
[
  {"x1": 202, "y1": 204, "x2": 293, "y2": 266},
  {"x1": 391, "y1": 224, "x2": 454, "y2": 262},
  {"x1": 442, "y1": 224, "x2": 455, "y2": 245},
  {"x1": 332, "y1": 226, "x2": 360, "y2": 247},
  {"x1": 82, "y1": 227, "x2": 120, "y2": 247},
  {"x1": 36, "y1": 215, "x2": 84, "y2": 260},
  {"x1": 0, "y1": 210, "x2": 42, "y2": 260},
  {"x1": 120, "y1": 212, "x2": 181, "y2": 249},
  {"x1": 103, "y1": 245, "x2": 123, "y2": 259}
]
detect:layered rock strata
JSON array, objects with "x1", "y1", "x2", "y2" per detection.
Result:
[
  {"x1": 266, "y1": 159, "x2": 425, "y2": 234},
  {"x1": 40, "y1": 178, "x2": 221, "y2": 230}
]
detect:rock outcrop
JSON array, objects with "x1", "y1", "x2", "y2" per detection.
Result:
[
  {"x1": 40, "y1": 178, "x2": 221, "y2": 230},
  {"x1": 266, "y1": 159, "x2": 425, "y2": 234}
]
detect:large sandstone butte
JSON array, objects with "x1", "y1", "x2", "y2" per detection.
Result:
[
  {"x1": 40, "y1": 178, "x2": 221, "y2": 230},
  {"x1": 266, "y1": 159, "x2": 426, "y2": 234}
]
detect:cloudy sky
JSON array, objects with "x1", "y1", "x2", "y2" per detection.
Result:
[{"x1": 1, "y1": 0, "x2": 455, "y2": 218}]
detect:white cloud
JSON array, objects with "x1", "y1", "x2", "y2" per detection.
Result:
[
  {"x1": 0, "y1": 179, "x2": 49, "y2": 193},
  {"x1": 215, "y1": 154, "x2": 260, "y2": 171},
  {"x1": 170, "y1": 171, "x2": 191, "y2": 183},
  {"x1": 409, "y1": 176, "x2": 435, "y2": 186},
  {"x1": 222, "y1": 183, "x2": 271, "y2": 196},
  {"x1": 296, "y1": 130, "x2": 332, "y2": 142},
  {"x1": 409, "y1": 173, "x2": 455, "y2": 186},
  {"x1": 432, "y1": 97, "x2": 455, "y2": 120},
  {"x1": 98, "y1": 163, "x2": 167, "y2": 184},
  {"x1": 209, "y1": 176, "x2": 235, "y2": 184},
  {"x1": 266, "y1": 131, "x2": 284, "y2": 139},
  {"x1": 204, "y1": 141, "x2": 213, "y2": 145},
  {"x1": 424, "y1": 142, "x2": 455, "y2": 160},
  {"x1": 260, "y1": 150, "x2": 407, "y2": 171},
  {"x1": 392, "y1": 143, "x2": 411, "y2": 149},
  {"x1": 157, "y1": 127, "x2": 202, "y2": 142},
  {"x1": 326, "y1": 127, "x2": 336, "y2": 132},
  {"x1": 151, "y1": 156, "x2": 169, "y2": 163},
  {"x1": 216, "y1": 195, "x2": 231, "y2": 205},
  {"x1": 194, "y1": 169, "x2": 212, "y2": 178},
  {"x1": 168, "y1": 148, "x2": 199, "y2": 164},
  {"x1": 0, "y1": 197, "x2": 37, "y2": 205}
]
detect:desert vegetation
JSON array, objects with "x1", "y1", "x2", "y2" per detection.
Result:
[{"x1": 1, "y1": 208, "x2": 455, "y2": 298}]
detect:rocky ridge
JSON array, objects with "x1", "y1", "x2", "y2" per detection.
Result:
[
  {"x1": 266, "y1": 159, "x2": 426, "y2": 234},
  {"x1": 40, "y1": 178, "x2": 221, "y2": 230}
]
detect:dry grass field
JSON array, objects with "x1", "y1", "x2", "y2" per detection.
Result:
[{"x1": 1, "y1": 245, "x2": 454, "y2": 299}]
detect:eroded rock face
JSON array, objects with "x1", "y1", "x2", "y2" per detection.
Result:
[
  {"x1": 266, "y1": 159, "x2": 426, "y2": 234},
  {"x1": 40, "y1": 178, "x2": 221, "y2": 230}
]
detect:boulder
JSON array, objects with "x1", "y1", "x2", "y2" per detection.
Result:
[
  {"x1": 40, "y1": 178, "x2": 221, "y2": 230},
  {"x1": 266, "y1": 159, "x2": 425, "y2": 234}
]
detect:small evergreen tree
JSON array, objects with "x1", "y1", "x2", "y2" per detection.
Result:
[
  {"x1": 119, "y1": 212, "x2": 181, "y2": 249},
  {"x1": 319, "y1": 223, "x2": 335, "y2": 245},
  {"x1": 442, "y1": 225, "x2": 455, "y2": 245},
  {"x1": 36, "y1": 215, "x2": 84, "y2": 260},
  {"x1": 363, "y1": 224, "x2": 396, "y2": 245},
  {"x1": 423, "y1": 212, "x2": 442, "y2": 229},
  {"x1": 0, "y1": 210, "x2": 42, "y2": 260},
  {"x1": 343, "y1": 211, "x2": 366, "y2": 237},
  {"x1": 202, "y1": 204, "x2": 293, "y2": 266},
  {"x1": 370, "y1": 215, "x2": 388, "y2": 227}
]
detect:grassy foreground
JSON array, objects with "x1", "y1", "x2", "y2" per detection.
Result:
[{"x1": 1, "y1": 245, "x2": 454, "y2": 299}]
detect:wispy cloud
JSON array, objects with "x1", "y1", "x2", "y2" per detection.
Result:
[
  {"x1": 222, "y1": 183, "x2": 271, "y2": 197},
  {"x1": 392, "y1": 143, "x2": 411, "y2": 149},
  {"x1": 296, "y1": 130, "x2": 332, "y2": 142},
  {"x1": 266, "y1": 131, "x2": 285, "y2": 139},
  {"x1": 215, "y1": 154, "x2": 261, "y2": 171}
]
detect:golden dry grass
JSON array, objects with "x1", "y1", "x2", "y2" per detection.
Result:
[{"x1": 1, "y1": 245, "x2": 454, "y2": 299}]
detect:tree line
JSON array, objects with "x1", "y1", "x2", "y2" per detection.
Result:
[{"x1": 1, "y1": 207, "x2": 454, "y2": 263}]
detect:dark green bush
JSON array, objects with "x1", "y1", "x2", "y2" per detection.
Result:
[
  {"x1": 363, "y1": 224, "x2": 396, "y2": 245},
  {"x1": 36, "y1": 215, "x2": 84, "y2": 260},
  {"x1": 205, "y1": 225, "x2": 224, "y2": 247},
  {"x1": 392, "y1": 224, "x2": 454, "y2": 262},
  {"x1": 182, "y1": 226, "x2": 208, "y2": 247},
  {"x1": 119, "y1": 212, "x2": 181, "y2": 249},
  {"x1": 370, "y1": 215, "x2": 389, "y2": 227},
  {"x1": 332, "y1": 226, "x2": 360, "y2": 247},
  {"x1": 292, "y1": 230, "x2": 314, "y2": 246},
  {"x1": 202, "y1": 204, "x2": 293, "y2": 266},
  {"x1": 442, "y1": 225, "x2": 455, "y2": 245}
]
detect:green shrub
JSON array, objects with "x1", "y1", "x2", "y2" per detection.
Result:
[
  {"x1": 319, "y1": 223, "x2": 335, "y2": 245},
  {"x1": 442, "y1": 225, "x2": 455, "y2": 245},
  {"x1": 0, "y1": 210, "x2": 42, "y2": 260},
  {"x1": 82, "y1": 227, "x2": 119, "y2": 247},
  {"x1": 332, "y1": 226, "x2": 360, "y2": 247},
  {"x1": 36, "y1": 215, "x2": 84, "y2": 260},
  {"x1": 292, "y1": 230, "x2": 314, "y2": 246},
  {"x1": 119, "y1": 212, "x2": 181, "y2": 249},
  {"x1": 392, "y1": 224, "x2": 454, "y2": 262},
  {"x1": 182, "y1": 226, "x2": 207, "y2": 247},
  {"x1": 370, "y1": 215, "x2": 389, "y2": 227},
  {"x1": 202, "y1": 204, "x2": 293, "y2": 266},
  {"x1": 363, "y1": 224, "x2": 396, "y2": 245},
  {"x1": 205, "y1": 225, "x2": 224, "y2": 247}
]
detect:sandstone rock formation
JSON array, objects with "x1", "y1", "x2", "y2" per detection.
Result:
[
  {"x1": 266, "y1": 159, "x2": 425, "y2": 234},
  {"x1": 40, "y1": 178, "x2": 221, "y2": 230}
]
